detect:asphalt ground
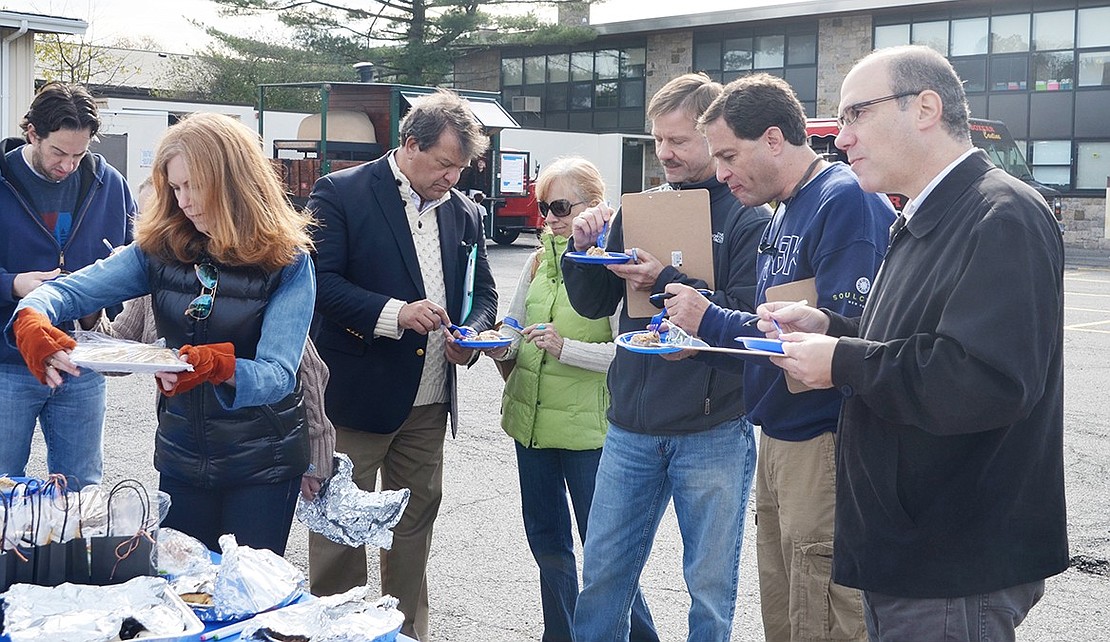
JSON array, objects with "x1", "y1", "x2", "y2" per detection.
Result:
[{"x1": 22, "y1": 238, "x2": 1110, "y2": 640}]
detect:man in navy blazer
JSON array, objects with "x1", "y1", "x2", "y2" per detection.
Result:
[{"x1": 306, "y1": 90, "x2": 497, "y2": 640}]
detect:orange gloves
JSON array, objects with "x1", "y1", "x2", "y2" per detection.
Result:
[
  {"x1": 163, "y1": 342, "x2": 237, "y2": 397},
  {"x1": 13, "y1": 308, "x2": 76, "y2": 384}
]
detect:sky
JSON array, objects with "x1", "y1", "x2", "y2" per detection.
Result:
[{"x1": 1, "y1": 0, "x2": 790, "y2": 54}]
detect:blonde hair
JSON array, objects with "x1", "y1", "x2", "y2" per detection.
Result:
[
  {"x1": 647, "y1": 72, "x2": 722, "y2": 122},
  {"x1": 535, "y1": 156, "x2": 606, "y2": 207},
  {"x1": 135, "y1": 112, "x2": 314, "y2": 271}
]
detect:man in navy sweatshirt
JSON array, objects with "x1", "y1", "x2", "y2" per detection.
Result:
[
  {"x1": 0, "y1": 82, "x2": 134, "y2": 488},
  {"x1": 664, "y1": 73, "x2": 894, "y2": 642}
]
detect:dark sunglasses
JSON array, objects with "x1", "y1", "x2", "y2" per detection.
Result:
[
  {"x1": 538, "y1": 199, "x2": 585, "y2": 217},
  {"x1": 184, "y1": 262, "x2": 219, "y2": 320}
]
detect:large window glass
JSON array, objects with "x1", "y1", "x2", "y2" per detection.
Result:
[
  {"x1": 991, "y1": 55, "x2": 1029, "y2": 91},
  {"x1": 570, "y1": 82, "x2": 592, "y2": 109},
  {"x1": 548, "y1": 54, "x2": 569, "y2": 83},
  {"x1": 951, "y1": 17, "x2": 988, "y2": 57},
  {"x1": 1030, "y1": 140, "x2": 1072, "y2": 187},
  {"x1": 787, "y1": 33, "x2": 817, "y2": 65},
  {"x1": 523, "y1": 56, "x2": 545, "y2": 85},
  {"x1": 912, "y1": 21, "x2": 949, "y2": 55},
  {"x1": 875, "y1": 24, "x2": 910, "y2": 49},
  {"x1": 1079, "y1": 50, "x2": 1110, "y2": 87},
  {"x1": 570, "y1": 52, "x2": 593, "y2": 82},
  {"x1": 1079, "y1": 8, "x2": 1110, "y2": 49},
  {"x1": 754, "y1": 35, "x2": 785, "y2": 69},
  {"x1": 694, "y1": 41, "x2": 721, "y2": 74},
  {"x1": 502, "y1": 58, "x2": 522, "y2": 86},
  {"x1": 595, "y1": 81, "x2": 618, "y2": 109},
  {"x1": 991, "y1": 14, "x2": 1030, "y2": 54},
  {"x1": 1034, "y1": 51, "x2": 1074, "y2": 91},
  {"x1": 723, "y1": 37, "x2": 753, "y2": 71},
  {"x1": 595, "y1": 50, "x2": 620, "y2": 80},
  {"x1": 1077, "y1": 141, "x2": 1110, "y2": 189},
  {"x1": 952, "y1": 57, "x2": 987, "y2": 92},
  {"x1": 621, "y1": 48, "x2": 646, "y2": 78},
  {"x1": 1032, "y1": 11, "x2": 1074, "y2": 52}
]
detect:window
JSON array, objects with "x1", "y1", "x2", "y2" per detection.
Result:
[
  {"x1": 570, "y1": 82, "x2": 593, "y2": 109},
  {"x1": 596, "y1": 50, "x2": 620, "y2": 80},
  {"x1": 570, "y1": 52, "x2": 593, "y2": 82},
  {"x1": 621, "y1": 48, "x2": 646, "y2": 78},
  {"x1": 1079, "y1": 51, "x2": 1110, "y2": 87},
  {"x1": 595, "y1": 81, "x2": 619, "y2": 109},
  {"x1": 991, "y1": 14, "x2": 1029, "y2": 54},
  {"x1": 502, "y1": 58, "x2": 522, "y2": 86},
  {"x1": 694, "y1": 41, "x2": 721, "y2": 74},
  {"x1": 952, "y1": 57, "x2": 987, "y2": 92},
  {"x1": 1076, "y1": 142, "x2": 1110, "y2": 189},
  {"x1": 1034, "y1": 51, "x2": 1073, "y2": 91},
  {"x1": 723, "y1": 38, "x2": 753, "y2": 71},
  {"x1": 912, "y1": 21, "x2": 949, "y2": 55},
  {"x1": 951, "y1": 17, "x2": 988, "y2": 57},
  {"x1": 548, "y1": 54, "x2": 569, "y2": 83},
  {"x1": 523, "y1": 56, "x2": 545, "y2": 85},
  {"x1": 875, "y1": 24, "x2": 909, "y2": 49},
  {"x1": 787, "y1": 34, "x2": 817, "y2": 65},
  {"x1": 991, "y1": 55, "x2": 1028, "y2": 91},
  {"x1": 1032, "y1": 11, "x2": 1074, "y2": 52},
  {"x1": 621, "y1": 79, "x2": 645, "y2": 108},
  {"x1": 1030, "y1": 140, "x2": 1072, "y2": 187},
  {"x1": 1079, "y1": 8, "x2": 1110, "y2": 48},
  {"x1": 754, "y1": 35, "x2": 785, "y2": 69}
]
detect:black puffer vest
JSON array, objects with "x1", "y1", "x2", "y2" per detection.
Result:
[{"x1": 148, "y1": 255, "x2": 308, "y2": 489}]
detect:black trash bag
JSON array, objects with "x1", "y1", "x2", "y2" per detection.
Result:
[{"x1": 88, "y1": 480, "x2": 155, "y2": 585}]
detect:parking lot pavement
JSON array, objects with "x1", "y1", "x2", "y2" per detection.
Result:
[{"x1": 22, "y1": 244, "x2": 1110, "y2": 640}]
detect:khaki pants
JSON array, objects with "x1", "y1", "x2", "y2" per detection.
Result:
[
  {"x1": 756, "y1": 430, "x2": 866, "y2": 642},
  {"x1": 308, "y1": 403, "x2": 448, "y2": 641}
]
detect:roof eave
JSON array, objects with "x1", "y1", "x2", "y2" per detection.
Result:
[{"x1": 0, "y1": 10, "x2": 87, "y2": 37}]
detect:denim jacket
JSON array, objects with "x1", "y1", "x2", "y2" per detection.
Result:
[{"x1": 6, "y1": 243, "x2": 315, "y2": 410}]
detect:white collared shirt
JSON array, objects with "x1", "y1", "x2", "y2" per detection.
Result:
[{"x1": 901, "y1": 148, "x2": 977, "y2": 221}]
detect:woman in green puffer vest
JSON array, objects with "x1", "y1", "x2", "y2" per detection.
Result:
[{"x1": 488, "y1": 157, "x2": 628, "y2": 642}]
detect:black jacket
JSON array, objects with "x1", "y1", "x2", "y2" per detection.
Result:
[
  {"x1": 149, "y1": 256, "x2": 308, "y2": 489},
  {"x1": 308, "y1": 155, "x2": 498, "y2": 435},
  {"x1": 562, "y1": 177, "x2": 771, "y2": 434},
  {"x1": 828, "y1": 151, "x2": 1068, "y2": 597}
]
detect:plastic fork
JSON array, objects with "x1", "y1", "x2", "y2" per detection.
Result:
[
  {"x1": 445, "y1": 323, "x2": 476, "y2": 338},
  {"x1": 501, "y1": 317, "x2": 524, "y2": 331},
  {"x1": 596, "y1": 220, "x2": 608, "y2": 250},
  {"x1": 647, "y1": 307, "x2": 667, "y2": 333}
]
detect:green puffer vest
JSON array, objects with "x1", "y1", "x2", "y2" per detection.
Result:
[{"x1": 501, "y1": 233, "x2": 612, "y2": 450}]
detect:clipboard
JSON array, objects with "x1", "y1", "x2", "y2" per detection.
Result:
[
  {"x1": 621, "y1": 189, "x2": 714, "y2": 318},
  {"x1": 460, "y1": 244, "x2": 478, "y2": 322},
  {"x1": 764, "y1": 277, "x2": 817, "y2": 394}
]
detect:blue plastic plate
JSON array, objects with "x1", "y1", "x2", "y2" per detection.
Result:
[
  {"x1": 455, "y1": 337, "x2": 512, "y2": 349},
  {"x1": 735, "y1": 337, "x2": 785, "y2": 354},
  {"x1": 565, "y1": 251, "x2": 633, "y2": 265}
]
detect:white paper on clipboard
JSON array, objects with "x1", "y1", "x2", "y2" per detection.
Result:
[
  {"x1": 461, "y1": 243, "x2": 478, "y2": 322},
  {"x1": 620, "y1": 189, "x2": 714, "y2": 318}
]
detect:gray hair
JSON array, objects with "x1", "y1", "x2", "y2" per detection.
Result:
[
  {"x1": 872, "y1": 45, "x2": 970, "y2": 141},
  {"x1": 399, "y1": 89, "x2": 490, "y2": 160}
]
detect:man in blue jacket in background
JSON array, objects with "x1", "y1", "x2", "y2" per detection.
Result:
[{"x1": 0, "y1": 81, "x2": 134, "y2": 488}]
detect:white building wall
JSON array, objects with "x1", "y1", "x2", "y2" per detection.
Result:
[{"x1": 501, "y1": 128, "x2": 649, "y2": 202}]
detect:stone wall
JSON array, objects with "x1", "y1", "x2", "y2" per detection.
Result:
[
  {"x1": 816, "y1": 15, "x2": 873, "y2": 118},
  {"x1": 1061, "y1": 196, "x2": 1110, "y2": 250},
  {"x1": 641, "y1": 31, "x2": 696, "y2": 187}
]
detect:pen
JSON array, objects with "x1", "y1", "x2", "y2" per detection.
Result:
[{"x1": 102, "y1": 238, "x2": 115, "y2": 253}]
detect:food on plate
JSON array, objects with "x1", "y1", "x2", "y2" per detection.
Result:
[
  {"x1": 475, "y1": 329, "x2": 503, "y2": 341},
  {"x1": 630, "y1": 331, "x2": 661, "y2": 346},
  {"x1": 71, "y1": 342, "x2": 184, "y2": 367},
  {"x1": 179, "y1": 592, "x2": 213, "y2": 606},
  {"x1": 585, "y1": 246, "x2": 607, "y2": 256}
]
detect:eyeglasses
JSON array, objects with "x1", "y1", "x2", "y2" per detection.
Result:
[
  {"x1": 537, "y1": 199, "x2": 585, "y2": 217},
  {"x1": 184, "y1": 262, "x2": 219, "y2": 320},
  {"x1": 836, "y1": 91, "x2": 923, "y2": 128}
]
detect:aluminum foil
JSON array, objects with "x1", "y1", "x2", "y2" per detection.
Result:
[
  {"x1": 207, "y1": 533, "x2": 304, "y2": 622},
  {"x1": 240, "y1": 587, "x2": 404, "y2": 642},
  {"x1": 0, "y1": 576, "x2": 193, "y2": 642},
  {"x1": 295, "y1": 453, "x2": 410, "y2": 548},
  {"x1": 155, "y1": 527, "x2": 216, "y2": 596}
]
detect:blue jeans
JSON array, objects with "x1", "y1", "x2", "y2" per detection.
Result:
[
  {"x1": 0, "y1": 363, "x2": 105, "y2": 487},
  {"x1": 515, "y1": 443, "x2": 657, "y2": 642},
  {"x1": 573, "y1": 417, "x2": 757, "y2": 642},
  {"x1": 159, "y1": 473, "x2": 301, "y2": 555}
]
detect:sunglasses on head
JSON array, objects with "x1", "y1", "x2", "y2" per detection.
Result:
[
  {"x1": 184, "y1": 262, "x2": 219, "y2": 320},
  {"x1": 538, "y1": 199, "x2": 585, "y2": 217}
]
